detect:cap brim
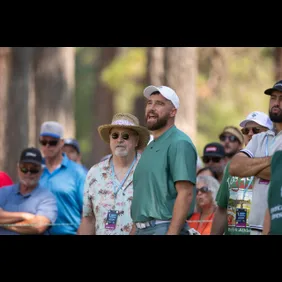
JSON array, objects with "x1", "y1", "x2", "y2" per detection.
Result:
[
  {"x1": 98, "y1": 124, "x2": 150, "y2": 151},
  {"x1": 143, "y1": 85, "x2": 160, "y2": 98},
  {"x1": 20, "y1": 160, "x2": 42, "y2": 166},
  {"x1": 264, "y1": 86, "x2": 282, "y2": 95},
  {"x1": 40, "y1": 133, "x2": 61, "y2": 139},
  {"x1": 64, "y1": 142, "x2": 80, "y2": 153}
]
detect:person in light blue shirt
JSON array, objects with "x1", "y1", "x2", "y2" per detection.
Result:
[
  {"x1": 63, "y1": 138, "x2": 88, "y2": 173},
  {"x1": 38, "y1": 121, "x2": 87, "y2": 235},
  {"x1": 0, "y1": 147, "x2": 57, "y2": 235}
]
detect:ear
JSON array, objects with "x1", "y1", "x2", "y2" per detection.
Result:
[{"x1": 170, "y1": 107, "x2": 177, "y2": 118}]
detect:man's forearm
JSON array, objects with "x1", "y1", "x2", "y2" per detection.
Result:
[
  {"x1": 167, "y1": 187, "x2": 193, "y2": 235},
  {"x1": 4, "y1": 217, "x2": 50, "y2": 235},
  {"x1": 77, "y1": 216, "x2": 96, "y2": 235},
  {"x1": 210, "y1": 206, "x2": 227, "y2": 235},
  {"x1": 256, "y1": 166, "x2": 271, "y2": 180},
  {"x1": 263, "y1": 209, "x2": 271, "y2": 235},
  {"x1": 229, "y1": 155, "x2": 271, "y2": 178},
  {"x1": 0, "y1": 210, "x2": 34, "y2": 225}
]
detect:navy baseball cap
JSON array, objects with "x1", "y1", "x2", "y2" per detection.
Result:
[
  {"x1": 19, "y1": 147, "x2": 43, "y2": 165},
  {"x1": 264, "y1": 80, "x2": 282, "y2": 95},
  {"x1": 64, "y1": 138, "x2": 80, "y2": 154}
]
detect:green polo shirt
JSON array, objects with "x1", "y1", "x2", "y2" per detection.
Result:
[
  {"x1": 268, "y1": 150, "x2": 282, "y2": 235},
  {"x1": 131, "y1": 125, "x2": 197, "y2": 223}
]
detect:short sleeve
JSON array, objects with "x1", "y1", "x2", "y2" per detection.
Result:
[
  {"x1": 168, "y1": 140, "x2": 197, "y2": 185},
  {"x1": 82, "y1": 170, "x2": 95, "y2": 217},
  {"x1": 240, "y1": 134, "x2": 259, "y2": 158},
  {"x1": 36, "y1": 193, "x2": 58, "y2": 224}
]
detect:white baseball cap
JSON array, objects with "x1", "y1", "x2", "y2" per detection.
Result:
[
  {"x1": 143, "y1": 85, "x2": 180, "y2": 109},
  {"x1": 40, "y1": 121, "x2": 64, "y2": 139},
  {"x1": 239, "y1": 111, "x2": 273, "y2": 130}
]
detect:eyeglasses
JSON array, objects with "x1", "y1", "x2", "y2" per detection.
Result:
[
  {"x1": 39, "y1": 139, "x2": 59, "y2": 146},
  {"x1": 111, "y1": 132, "x2": 130, "y2": 140},
  {"x1": 241, "y1": 127, "x2": 261, "y2": 135},
  {"x1": 219, "y1": 135, "x2": 238, "y2": 143},
  {"x1": 202, "y1": 156, "x2": 222, "y2": 163},
  {"x1": 20, "y1": 167, "x2": 40, "y2": 174},
  {"x1": 196, "y1": 186, "x2": 209, "y2": 194}
]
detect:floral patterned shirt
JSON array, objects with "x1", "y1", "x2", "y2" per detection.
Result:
[{"x1": 83, "y1": 153, "x2": 141, "y2": 235}]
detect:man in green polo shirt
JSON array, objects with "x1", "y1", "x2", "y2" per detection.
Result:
[
  {"x1": 131, "y1": 85, "x2": 197, "y2": 235},
  {"x1": 263, "y1": 151, "x2": 282, "y2": 235}
]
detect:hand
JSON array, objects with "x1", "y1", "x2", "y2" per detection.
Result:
[{"x1": 21, "y1": 212, "x2": 35, "y2": 221}]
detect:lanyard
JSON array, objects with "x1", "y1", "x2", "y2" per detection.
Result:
[
  {"x1": 110, "y1": 156, "x2": 137, "y2": 199},
  {"x1": 265, "y1": 135, "x2": 269, "y2": 157},
  {"x1": 242, "y1": 176, "x2": 253, "y2": 201}
]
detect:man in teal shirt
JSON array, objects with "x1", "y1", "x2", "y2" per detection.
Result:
[{"x1": 131, "y1": 85, "x2": 197, "y2": 235}]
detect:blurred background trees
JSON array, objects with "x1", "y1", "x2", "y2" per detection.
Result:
[{"x1": 0, "y1": 47, "x2": 279, "y2": 180}]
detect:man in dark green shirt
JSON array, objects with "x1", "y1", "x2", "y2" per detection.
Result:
[
  {"x1": 263, "y1": 150, "x2": 282, "y2": 235},
  {"x1": 131, "y1": 85, "x2": 197, "y2": 235}
]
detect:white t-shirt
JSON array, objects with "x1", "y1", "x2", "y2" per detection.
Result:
[{"x1": 240, "y1": 129, "x2": 282, "y2": 230}]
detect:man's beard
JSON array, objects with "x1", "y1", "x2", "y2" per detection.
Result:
[
  {"x1": 269, "y1": 107, "x2": 282, "y2": 123},
  {"x1": 145, "y1": 112, "x2": 169, "y2": 131}
]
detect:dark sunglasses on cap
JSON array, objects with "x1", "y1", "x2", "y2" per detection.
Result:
[
  {"x1": 20, "y1": 167, "x2": 40, "y2": 174},
  {"x1": 196, "y1": 186, "x2": 210, "y2": 194},
  {"x1": 219, "y1": 135, "x2": 239, "y2": 143},
  {"x1": 241, "y1": 127, "x2": 261, "y2": 135},
  {"x1": 39, "y1": 139, "x2": 59, "y2": 146},
  {"x1": 111, "y1": 132, "x2": 130, "y2": 140},
  {"x1": 202, "y1": 156, "x2": 222, "y2": 163}
]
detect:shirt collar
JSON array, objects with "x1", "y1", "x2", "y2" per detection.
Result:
[
  {"x1": 15, "y1": 183, "x2": 40, "y2": 198},
  {"x1": 42, "y1": 153, "x2": 68, "y2": 169}
]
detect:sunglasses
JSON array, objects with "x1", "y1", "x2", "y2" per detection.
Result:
[
  {"x1": 241, "y1": 127, "x2": 261, "y2": 135},
  {"x1": 20, "y1": 167, "x2": 40, "y2": 174},
  {"x1": 219, "y1": 135, "x2": 238, "y2": 143},
  {"x1": 196, "y1": 186, "x2": 210, "y2": 194},
  {"x1": 39, "y1": 139, "x2": 59, "y2": 146},
  {"x1": 111, "y1": 132, "x2": 130, "y2": 140},
  {"x1": 202, "y1": 156, "x2": 222, "y2": 163}
]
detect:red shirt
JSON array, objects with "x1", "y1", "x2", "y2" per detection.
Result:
[{"x1": 0, "y1": 171, "x2": 13, "y2": 188}]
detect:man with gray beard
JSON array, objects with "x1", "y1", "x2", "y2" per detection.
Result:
[
  {"x1": 230, "y1": 80, "x2": 282, "y2": 235},
  {"x1": 0, "y1": 147, "x2": 57, "y2": 235},
  {"x1": 78, "y1": 113, "x2": 150, "y2": 235}
]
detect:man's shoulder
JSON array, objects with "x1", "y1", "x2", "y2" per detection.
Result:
[
  {"x1": 169, "y1": 128, "x2": 196, "y2": 151},
  {"x1": 0, "y1": 183, "x2": 17, "y2": 193},
  {"x1": 66, "y1": 159, "x2": 88, "y2": 177}
]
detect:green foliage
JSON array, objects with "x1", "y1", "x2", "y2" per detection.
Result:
[
  {"x1": 75, "y1": 47, "x2": 97, "y2": 159},
  {"x1": 196, "y1": 47, "x2": 273, "y2": 156},
  {"x1": 101, "y1": 47, "x2": 147, "y2": 113}
]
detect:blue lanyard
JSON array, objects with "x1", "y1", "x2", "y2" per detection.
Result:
[
  {"x1": 110, "y1": 156, "x2": 137, "y2": 198},
  {"x1": 265, "y1": 135, "x2": 269, "y2": 156},
  {"x1": 242, "y1": 176, "x2": 253, "y2": 201}
]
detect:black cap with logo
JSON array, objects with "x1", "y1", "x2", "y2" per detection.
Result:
[
  {"x1": 203, "y1": 142, "x2": 225, "y2": 158},
  {"x1": 19, "y1": 147, "x2": 43, "y2": 166}
]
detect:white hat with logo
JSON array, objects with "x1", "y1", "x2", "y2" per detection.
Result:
[
  {"x1": 239, "y1": 111, "x2": 273, "y2": 130},
  {"x1": 143, "y1": 85, "x2": 180, "y2": 109}
]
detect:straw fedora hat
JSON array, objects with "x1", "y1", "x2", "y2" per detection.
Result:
[{"x1": 98, "y1": 113, "x2": 150, "y2": 150}]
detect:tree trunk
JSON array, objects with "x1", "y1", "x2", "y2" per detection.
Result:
[
  {"x1": 33, "y1": 47, "x2": 75, "y2": 141},
  {"x1": 164, "y1": 47, "x2": 198, "y2": 143},
  {"x1": 147, "y1": 47, "x2": 165, "y2": 85},
  {"x1": 91, "y1": 47, "x2": 117, "y2": 165},
  {"x1": 274, "y1": 47, "x2": 282, "y2": 81},
  {"x1": 4, "y1": 47, "x2": 33, "y2": 180},
  {"x1": 0, "y1": 48, "x2": 11, "y2": 170}
]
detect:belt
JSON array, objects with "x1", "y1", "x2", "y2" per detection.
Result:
[{"x1": 136, "y1": 220, "x2": 170, "y2": 229}]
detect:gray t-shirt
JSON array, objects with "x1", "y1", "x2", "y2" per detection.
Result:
[{"x1": 241, "y1": 129, "x2": 282, "y2": 230}]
